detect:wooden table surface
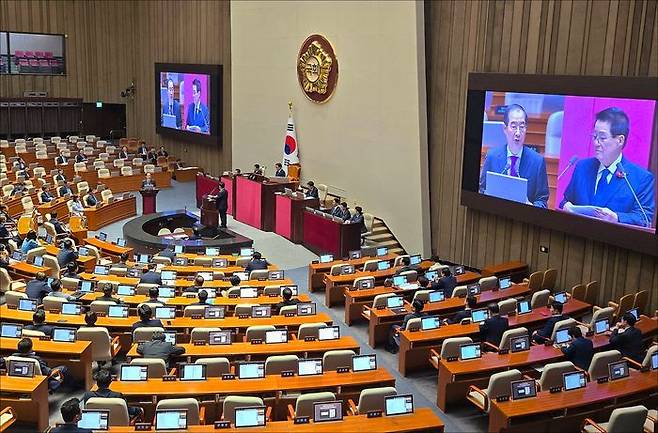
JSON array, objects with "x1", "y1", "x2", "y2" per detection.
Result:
[{"x1": 84, "y1": 196, "x2": 136, "y2": 231}]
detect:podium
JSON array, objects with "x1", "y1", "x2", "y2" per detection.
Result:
[
  {"x1": 201, "y1": 195, "x2": 219, "y2": 227},
  {"x1": 234, "y1": 175, "x2": 297, "y2": 231},
  {"x1": 275, "y1": 193, "x2": 319, "y2": 243},
  {"x1": 302, "y1": 209, "x2": 361, "y2": 257},
  {"x1": 140, "y1": 188, "x2": 159, "y2": 215}
]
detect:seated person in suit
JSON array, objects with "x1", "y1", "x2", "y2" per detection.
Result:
[
  {"x1": 139, "y1": 262, "x2": 162, "y2": 285},
  {"x1": 561, "y1": 326, "x2": 594, "y2": 370},
  {"x1": 69, "y1": 195, "x2": 85, "y2": 216},
  {"x1": 47, "y1": 279, "x2": 74, "y2": 301},
  {"x1": 40, "y1": 186, "x2": 55, "y2": 203},
  {"x1": 53, "y1": 169, "x2": 67, "y2": 184},
  {"x1": 141, "y1": 172, "x2": 156, "y2": 189},
  {"x1": 388, "y1": 300, "x2": 425, "y2": 353},
  {"x1": 560, "y1": 107, "x2": 655, "y2": 228},
  {"x1": 532, "y1": 301, "x2": 566, "y2": 343},
  {"x1": 83, "y1": 311, "x2": 108, "y2": 333},
  {"x1": 432, "y1": 268, "x2": 457, "y2": 298},
  {"x1": 20, "y1": 230, "x2": 40, "y2": 253},
  {"x1": 275, "y1": 287, "x2": 300, "y2": 314},
  {"x1": 57, "y1": 239, "x2": 78, "y2": 268},
  {"x1": 158, "y1": 146, "x2": 169, "y2": 157},
  {"x1": 244, "y1": 251, "x2": 269, "y2": 274},
  {"x1": 0, "y1": 217, "x2": 11, "y2": 247},
  {"x1": 12, "y1": 338, "x2": 68, "y2": 391},
  {"x1": 191, "y1": 289, "x2": 211, "y2": 306},
  {"x1": 136, "y1": 331, "x2": 185, "y2": 367},
  {"x1": 394, "y1": 256, "x2": 415, "y2": 276},
  {"x1": 13, "y1": 157, "x2": 27, "y2": 171},
  {"x1": 75, "y1": 149, "x2": 87, "y2": 163},
  {"x1": 146, "y1": 287, "x2": 164, "y2": 306},
  {"x1": 253, "y1": 163, "x2": 264, "y2": 176},
  {"x1": 479, "y1": 103, "x2": 549, "y2": 208},
  {"x1": 137, "y1": 142, "x2": 148, "y2": 157},
  {"x1": 0, "y1": 244, "x2": 9, "y2": 268},
  {"x1": 24, "y1": 309, "x2": 54, "y2": 337},
  {"x1": 183, "y1": 275, "x2": 205, "y2": 294},
  {"x1": 186, "y1": 79, "x2": 210, "y2": 133},
  {"x1": 131, "y1": 304, "x2": 163, "y2": 332},
  {"x1": 479, "y1": 303, "x2": 509, "y2": 347},
  {"x1": 83, "y1": 368, "x2": 142, "y2": 419},
  {"x1": 607, "y1": 312, "x2": 643, "y2": 362},
  {"x1": 62, "y1": 262, "x2": 80, "y2": 279},
  {"x1": 58, "y1": 182, "x2": 73, "y2": 197},
  {"x1": 113, "y1": 252, "x2": 130, "y2": 269},
  {"x1": 146, "y1": 147, "x2": 157, "y2": 163},
  {"x1": 55, "y1": 150, "x2": 68, "y2": 165},
  {"x1": 339, "y1": 202, "x2": 351, "y2": 221},
  {"x1": 274, "y1": 163, "x2": 286, "y2": 177},
  {"x1": 118, "y1": 146, "x2": 129, "y2": 159},
  {"x1": 220, "y1": 275, "x2": 241, "y2": 297},
  {"x1": 305, "y1": 180, "x2": 319, "y2": 199},
  {"x1": 10, "y1": 181, "x2": 27, "y2": 196},
  {"x1": 158, "y1": 245, "x2": 176, "y2": 259},
  {"x1": 95, "y1": 283, "x2": 121, "y2": 304},
  {"x1": 446, "y1": 296, "x2": 477, "y2": 324},
  {"x1": 50, "y1": 212, "x2": 67, "y2": 235},
  {"x1": 329, "y1": 197, "x2": 342, "y2": 216},
  {"x1": 51, "y1": 398, "x2": 92, "y2": 433},
  {"x1": 26, "y1": 272, "x2": 52, "y2": 302},
  {"x1": 349, "y1": 206, "x2": 367, "y2": 233},
  {"x1": 84, "y1": 189, "x2": 99, "y2": 207}
]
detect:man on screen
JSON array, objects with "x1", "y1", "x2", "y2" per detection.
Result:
[
  {"x1": 560, "y1": 107, "x2": 655, "y2": 227},
  {"x1": 186, "y1": 78, "x2": 209, "y2": 133},
  {"x1": 162, "y1": 78, "x2": 182, "y2": 128},
  {"x1": 479, "y1": 104, "x2": 549, "y2": 208}
]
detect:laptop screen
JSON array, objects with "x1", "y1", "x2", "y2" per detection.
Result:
[
  {"x1": 97, "y1": 232, "x2": 107, "y2": 241},
  {"x1": 163, "y1": 331, "x2": 176, "y2": 345},
  {"x1": 33, "y1": 255, "x2": 44, "y2": 267},
  {"x1": 355, "y1": 278, "x2": 374, "y2": 290},
  {"x1": 268, "y1": 270, "x2": 284, "y2": 280},
  {"x1": 18, "y1": 299, "x2": 37, "y2": 312},
  {"x1": 157, "y1": 287, "x2": 175, "y2": 298},
  {"x1": 298, "y1": 359, "x2": 323, "y2": 376},
  {"x1": 78, "y1": 410, "x2": 109, "y2": 430},
  {"x1": 470, "y1": 309, "x2": 489, "y2": 323},
  {"x1": 386, "y1": 296, "x2": 404, "y2": 309},
  {"x1": 208, "y1": 330, "x2": 232, "y2": 345},
  {"x1": 78, "y1": 247, "x2": 90, "y2": 256},
  {"x1": 173, "y1": 257, "x2": 188, "y2": 266},
  {"x1": 377, "y1": 261, "x2": 391, "y2": 271},
  {"x1": 116, "y1": 238, "x2": 127, "y2": 247},
  {"x1": 554, "y1": 329, "x2": 571, "y2": 344},
  {"x1": 428, "y1": 290, "x2": 445, "y2": 303},
  {"x1": 467, "y1": 283, "x2": 481, "y2": 296},
  {"x1": 608, "y1": 360, "x2": 629, "y2": 381},
  {"x1": 127, "y1": 268, "x2": 143, "y2": 278},
  {"x1": 120, "y1": 365, "x2": 148, "y2": 381},
  {"x1": 94, "y1": 265, "x2": 109, "y2": 275},
  {"x1": 510, "y1": 335, "x2": 530, "y2": 353},
  {"x1": 180, "y1": 363, "x2": 206, "y2": 381},
  {"x1": 352, "y1": 354, "x2": 377, "y2": 372},
  {"x1": 205, "y1": 247, "x2": 219, "y2": 256},
  {"x1": 652, "y1": 352, "x2": 658, "y2": 370},
  {"x1": 424, "y1": 270, "x2": 438, "y2": 281},
  {"x1": 499, "y1": 276, "x2": 512, "y2": 289},
  {"x1": 204, "y1": 306, "x2": 225, "y2": 319},
  {"x1": 137, "y1": 254, "x2": 150, "y2": 264},
  {"x1": 313, "y1": 401, "x2": 343, "y2": 423},
  {"x1": 554, "y1": 292, "x2": 568, "y2": 304},
  {"x1": 421, "y1": 316, "x2": 441, "y2": 331},
  {"x1": 117, "y1": 285, "x2": 135, "y2": 296},
  {"x1": 1, "y1": 323, "x2": 22, "y2": 338},
  {"x1": 459, "y1": 343, "x2": 481, "y2": 360},
  {"x1": 240, "y1": 287, "x2": 258, "y2": 298},
  {"x1": 212, "y1": 258, "x2": 228, "y2": 268},
  {"x1": 349, "y1": 250, "x2": 362, "y2": 259},
  {"x1": 265, "y1": 329, "x2": 288, "y2": 344},
  {"x1": 197, "y1": 271, "x2": 213, "y2": 281},
  {"x1": 517, "y1": 300, "x2": 531, "y2": 314},
  {"x1": 238, "y1": 362, "x2": 265, "y2": 379},
  {"x1": 392, "y1": 275, "x2": 407, "y2": 287},
  {"x1": 155, "y1": 410, "x2": 187, "y2": 431},
  {"x1": 452, "y1": 265, "x2": 465, "y2": 275},
  {"x1": 627, "y1": 308, "x2": 639, "y2": 320},
  {"x1": 563, "y1": 371, "x2": 587, "y2": 391},
  {"x1": 240, "y1": 248, "x2": 254, "y2": 257},
  {"x1": 511, "y1": 380, "x2": 537, "y2": 400},
  {"x1": 296, "y1": 303, "x2": 316, "y2": 316},
  {"x1": 160, "y1": 271, "x2": 177, "y2": 281},
  {"x1": 409, "y1": 255, "x2": 422, "y2": 265},
  {"x1": 594, "y1": 318, "x2": 609, "y2": 334},
  {"x1": 108, "y1": 305, "x2": 129, "y2": 318},
  {"x1": 252, "y1": 305, "x2": 271, "y2": 318},
  {"x1": 61, "y1": 303, "x2": 82, "y2": 315},
  {"x1": 234, "y1": 407, "x2": 266, "y2": 428},
  {"x1": 155, "y1": 307, "x2": 176, "y2": 319},
  {"x1": 318, "y1": 326, "x2": 340, "y2": 341},
  {"x1": 52, "y1": 328, "x2": 76, "y2": 342},
  {"x1": 376, "y1": 247, "x2": 388, "y2": 256},
  {"x1": 8, "y1": 360, "x2": 35, "y2": 377},
  {"x1": 341, "y1": 265, "x2": 355, "y2": 274},
  {"x1": 319, "y1": 254, "x2": 334, "y2": 263},
  {"x1": 79, "y1": 280, "x2": 95, "y2": 293},
  {"x1": 385, "y1": 394, "x2": 414, "y2": 416}
]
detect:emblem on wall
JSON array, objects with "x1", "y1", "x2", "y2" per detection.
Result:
[{"x1": 297, "y1": 34, "x2": 338, "y2": 103}]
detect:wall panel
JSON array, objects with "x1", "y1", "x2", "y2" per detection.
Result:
[{"x1": 426, "y1": 0, "x2": 658, "y2": 310}]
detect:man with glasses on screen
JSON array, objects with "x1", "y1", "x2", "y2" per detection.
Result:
[
  {"x1": 186, "y1": 78, "x2": 209, "y2": 133},
  {"x1": 560, "y1": 107, "x2": 655, "y2": 228},
  {"x1": 479, "y1": 104, "x2": 550, "y2": 208},
  {"x1": 162, "y1": 78, "x2": 182, "y2": 129}
]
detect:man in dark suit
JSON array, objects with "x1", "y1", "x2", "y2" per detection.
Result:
[
  {"x1": 329, "y1": 197, "x2": 342, "y2": 217},
  {"x1": 158, "y1": 146, "x2": 169, "y2": 157},
  {"x1": 137, "y1": 142, "x2": 148, "y2": 157},
  {"x1": 55, "y1": 150, "x2": 68, "y2": 165},
  {"x1": 191, "y1": 289, "x2": 211, "y2": 306},
  {"x1": 26, "y1": 272, "x2": 52, "y2": 302},
  {"x1": 305, "y1": 181, "x2": 319, "y2": 199},
  {"x1": 186, "y1": 78, "x2": 209, "y2": 133},
  {"x1": 253, "y1": 164, "x2": 264, "y2": 176},
  {"x1": 182, "y1": 275, "x2": 205, "y2": 294},
  {"x1": 83, "y1": 368, "x2": 142, "y2": 418},
  {"x1": 141, "y1": 173, "x2": 156, "y2": 189},
  {"x1": 447, "y1": 296, "x2": 477, "y2": 324},
  {"x1": 50, "y1": 212, "x2": 67, "y2": 235},
  {"x1": 274, "y1": 163, "x2": 286, "y2": 177},
  {"x1": 136, "y1": 331, "x2": 185, "y2": 367},
  {"x1": 532, "y1": 301, "x2": 566, "y2": 343},
  {"x1": 479, "y1": 303, "x2": 509, "y2": 346},
  {"x1": 139, "y1": 263, "x2": 162, "y2": 285},
  {"x1": 608, "y1": 312, "x2": 644, "y2": 362},
  {"x1": 274, "y1": 287, "x2": 301, "y2": 314},
  {"x1": 131, "y1": 305, "x2": 163, "y2": 332},
  {"x1": 53, "y1": 169, "x2": 66, "y2": 184},
  {"x1": 432, "y1": 268, "x2": 458, "y2": 298},
  {"x1": 479, "y1": 104, "x2": 549, "y2": 208},
  {"x1": 162, "y1": 78, "x2": 182, "y2": 128},
  {"x1": 560, "y1": 107, "x2": 655, "y2": 228},
  {"x1": 75, "y1": 149, "x2": 87, "y2": 163},
  {"x1": 118, "y1": 146, "x2": 129, "y2": 159},
  {"x1": 57, "y1": 239, "x2": 78, "y2": 268},
  {"x1": 10, "y1": 181, "x2": 27, "y2": 197},
  {"x1": 50, "y1": 398, "x2": 92, "y2": 433},
  {"x1": 84, "y1": 189, "x2": 99, "y2": 207},
  {"x1": 58, "y1": 182, "x2": 73, "y2": 198},
  {"x1": 96, "y1": 283, "x2": 121, "y2": 304},
  {"x1": 244, "y1": 251, "x2": 269, "y2": 274},
  {"x1": 24, "y1": 309, "x2": 54, "y2": 337},
  {"x1": 40, "y1": 186, "x2": 55, "y2": 203},
  {"x1": 12, "y1": 338, "x2": 68, "y2": 391},
  {"x1": 349, "y1": 206, "x2": 367, "y2": 233},
  {"x1": 388, "y1": 300, "x2": 425, "y2": 353},
  {"x1": 561, "y1": 326, "x2": 594, "y2": 369},
  {"x1": 216, "y1": 181, "x2": 228, "y2": 228}
]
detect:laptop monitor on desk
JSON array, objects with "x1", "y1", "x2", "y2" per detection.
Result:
[
  {"x1": 594, "y1": 318, "x2": 609, "y2": 334},
  {"x1": 517, "y1": 300, "x2": 531, "y2": 315},
  {"x1": 61, "y1": 303, "x2": 82, "y2": 315},
  {"x1": 510, "y1": 379, "x2": 537, "y2": 400},
  {"x1": 459, "y1": 343, "x2": 481, "y2": 360},
  {"x1": 208, "y1": 330, "x2": 232, "y2": 345},
  {"x1": 313, "y1": 401, "x2": 343, "y2": 423},
  {"x1": 318, "y1": 326, "x2": 340, "y2": 341},
  {"x1": 421, "y1": 316, "x2": 441, "y2": 331},
  {"x1": 120, "y1": 365, "x2": 148, "y2": 381},
  {"x1": 319, "y1": 254, "x2": 334, "y2": 263},
  {"x1": 234, "y1": 407, "x2": 266, "y2": 428},
  {"x1": 8, "y1": 360, "x2": 35, "y2": 377},
  {"x1": 179, "y1": 363, "x2": 207, "y2": 381},
  {"x1": 78, "y1": 410, "x2": 109, "y2": 430},
  {"x1": 238, "y1": 362, "x2": 265, "y2": 379},
  {"x1": 0, "y1": 323, "x2": 22, "y2": 338},
  {"x1": 428, "y1": 290, "x2": 445, "y2": 303},
  {"x1": 608, "y1": 360, "x2": 629, "y2": 381},
  {"x1": 510, "y1": 335, "x2": 530, "y2": 353},
  {"x1": 52, "y1": 327, "x2": 76, "y2": 342},
  {"x1": 385, "y1": 394, "x2": 414, "y2": 416},
  {"x1": 470, "y1": 308, "x2": 488, "y2": 323},
  {"x1": 352, "y1": 354, "x2": 377, "y2": 372},
  {"x1": 155, "y1": 410, "x2": 187, "y2": 431},
  {"x1": 264, "y1": 329, "x2": 288, "y2": 344},
  {"x1": 298, "y1": 359, "x2": 323, "y2": 376},
  {"x1": 563, "y1": 371, "x2": 587, "y2": 391},
  {"x1": 155, "y1": 306, "x2": 176, "y2": 319}
]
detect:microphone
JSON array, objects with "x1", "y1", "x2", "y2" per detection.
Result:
[
  {"x1": 616, "y1": 163, "x2": 651, "y2": 228},
  {"x1": 500, "y1": 163, "x2": 511, "y2": 175},
  {"x1": 557, "y1": 156, "x2": 578, "y2": 180}
]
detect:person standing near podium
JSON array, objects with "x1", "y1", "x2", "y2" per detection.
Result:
[
  {"x1": 142, "y1": 173, "x2": 156, "y2": 189},
  {"x1": 274, "y1": 163, "x2": 286, "y2": 177},
  {"x1": 216, "y1": 181, "x2": 228, "y2": 228}
]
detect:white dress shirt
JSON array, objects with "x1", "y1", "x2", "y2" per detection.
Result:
[{"x1": 594, "y1": 153, "x2": 622, "y2": 194}]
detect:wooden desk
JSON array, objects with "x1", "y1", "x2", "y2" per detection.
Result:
[
  {"x1": 84, "y1": 196, "x2": 136, "y2": 230},
  {"x1": 8, "y1": 261, "x2": 50, "y2": 280},
  {"x1": 365, "y1": 283, "x2": 530, "y2": 347},
  {"x1": 179, "y1": 253, "x2": 237, "y2": 264},
  {"x1": 435, "y1": 315, "x2": 658, "y2": 411},
  {"x1": 83, "y1": 238, "x2": 133, "y2": 260},
  {"x1": 80, "y1": 170, "x2": 172, "y2": 194},
  {"x1": 307, "y1": 253, "x2": 398, "y2": 292},
  {"x1": 302, "y1": 210, "x2": 361, "y2": 258},
  {"x1": 0, "y1": 336, "x2": 94, "y2": 389},
  {"x1": 44, "y1": 244, "x2": 96, "y2": 272},
  {"x1": 174, "y1": 167, "x2": 201, "y2": 182},
  {"x1": 489, "y1": 370, "x2": 658, "y2": 432},
  {"x1": 99, "y1": 407, "x2": 444, "y2": 433},
  {"x1": 480, "y1": 260, "x2": 529, "y2": 281},
  {"x1": 126, "y1": 336, "x2": 360, "y2": 361},
  {"x1": 78, "y1": 272, "x2": 295, "y2": 290},
  {"x1": 274, "y1": 194, "x2": 319, "y2": 243},
  {"x1": 161, "y1": 264, "x2": 276, "y2": 276},
  {"x1": 0, "y1": 375, "x2": 49, "y2": 432},
  {"x1": 397, "y1": 299, "x2": 592, "y2": 376}
]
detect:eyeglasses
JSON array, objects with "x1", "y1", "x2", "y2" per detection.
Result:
[
  {"x1": 591, "y1": 133, "x2": 617, "y2": 143},
  {"x1": 508, "y1": 124, "x2": 527, "y2": 132}
]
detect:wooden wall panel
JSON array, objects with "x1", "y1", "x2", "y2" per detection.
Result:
[{"x1": 426, "y1": 0, "x2": 658, "y2": 310}]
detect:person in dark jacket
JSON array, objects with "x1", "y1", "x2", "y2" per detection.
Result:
[
  {"x1": 136, "y1": 331, "x2": 185, "y2": 367},
  {"x1": 131, "y1": 304, "x2": 163, "y2": 332},
  {"x1": 447, "y1": 296, "x2": 477, "y2": 324},
  {"x1": 608, "y1": 312, "x2": 644, "y2": 362},
  {"x1": 479, "y1": 303, "x2": 509, "y2": 347},
  {"x1": 12, "y1": 338, "x2": 68, "y2": 390},
  {"x1": 274, "y1": 287, "x2": 300, "y2": 314},
  {"x1": 183, "y1": 275, "x2": 205, "y2": 293},
  {"x1": 146, "y1": 287, "x2": 164, "y2": 306},
  {"x1": 50, "y1": 398, "x2": 92, "y2": 433},
  {"x1": 305, "y1": 181, "x2": 319, "y2": 199},
  {"x1": 57, "y1": 239, "x2": 78, "y2": 268},
  {"x1": 349, "y1": 206, "x2": 367, "y2": 233},
  {"x1": 50, "y1": 212, "x2": 67, "y2": 234},
  {"x1": 561, "y1": 326, "x2": 594, "y2": 370},
  {"x1": 191, "y1": 289, "x2": 210, "y2": 306},
  {"x1": 432, "y1": 268, "x2": 458, "y2": 298},
  {"x1": 244, "y1": 251, "x2": 269, "y2": 274},
  {"x1": 26, "y1": 272, "x2": 51, "y2": 302},
  {"x1": 24, "y1": 309, "x2": 54, "y2": 337},
  {"x1": 40, "y1": 186, "x2": 55, "y2": 203},
  {"x1": 82, "y1": 368, "x2": 142, "y2": 418},
  {"x1": 139, "y1": 262, "x2": 162, "y2": 285},
  {"x1": 388, "y1": 300, "x2": 425, "y2": 353},
  {"x1": 95, "y1": 283, "x2": 121, "y2": 304},
  {"x1": 394, "y1": 256, "x2": 415, "y2": 276},
  {"x1": 532, "y1": 301, "x2": 566, "y2": 343}
]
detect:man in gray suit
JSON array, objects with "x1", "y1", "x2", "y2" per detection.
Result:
[{"x1": 136, "y1": 331, "x2": 185, "y2": 367}]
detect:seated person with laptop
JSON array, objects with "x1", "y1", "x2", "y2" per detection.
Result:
[
  {"x1": 131, "y1": 305, "x2": 163, "y2": 332},
  {"x1": 274, "y1": 287, "x2": 300, "y2": 314},
  {"x1": 9, "y1": 338, "x2": 69, "y2": 391},
  {"x1": 24, "y1": 309, "x2": 54, "y2": 337},
  {"x1": 82, "y1": 368, "x2": 143, "y2": 419},
  {"x1": 51, "y1": 398, "x2": 93, "y2": 433},
  {"x1": 479, "y1": 303, "x2": 509, "y2": 347},
  {"x1": 387, "y1": 300, "x2": 425, "y2": 354},
  {"x1": 136, "y1": 331, "x2": 185, "y2": 368},
  {"x1": 560, "y1": 326, "x2": 594, "y2": 370},
  {"x1": 446, "y1": 296, "x2": 477, "y2": 324},
  {"x1": 532, "y1": 301, "x2": 567, "y2": 344},
  {"x1": 607, "y1": 312, "x2": 644, "y2": 363}
]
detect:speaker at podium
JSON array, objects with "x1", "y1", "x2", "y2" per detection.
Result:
[
  {"x1": 140, "y1": 188, "x2": 159, "y2": 215},
  {"x1": 201, "y1": 194, "x2": 219, "y2": 228}
]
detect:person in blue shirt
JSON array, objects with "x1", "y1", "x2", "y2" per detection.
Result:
[
  {"x1": 186, "y1": 78, "x2": 210, "y2": 133},
  {"x1": 20, "y1": 230, "x2": 40, "y2": 254}
]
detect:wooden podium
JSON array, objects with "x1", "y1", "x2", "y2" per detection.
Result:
[
  {"x1": 140, "y1": 188, "x2": 159, "y2": 215},
  {"x1": 200, "y1": 195, "x2": 219, "y2": 227}
]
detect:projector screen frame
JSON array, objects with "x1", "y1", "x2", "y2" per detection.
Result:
[{"x1": 461, "y1": 73, "x2": 657, "y2": 256}]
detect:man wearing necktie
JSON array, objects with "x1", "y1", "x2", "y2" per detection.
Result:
[
  {"x1": 185, "y1": 78, "x2": 210, "y2": 133},
  {"x1": 162, "y1": 78, "x2": 182, "y2": 128},
  {"x1": 560, "y1": 107, "x2": 655, "y2": 227},
  {"x1": 479, "y1": 104, "x2": 550, "y2": 208}
]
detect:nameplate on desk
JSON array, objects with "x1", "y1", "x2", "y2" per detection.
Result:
[
  {"x1": 408, "y1": 327, "x2": 419, "y2": 332},
  {"x1": 257, "y1": 277, "x2": 267, "y2": 281},
  {"x1": 507, "y1": 311, "x2": 516, "y2": 316},
  {"x1": 229, "y1": 294, "x2": 239, "y2": 299},
  {"x1": 38, "y1": 335, "x2": 51, "y2": 341},
  {"x1": 544, "y1": 340, "x2": 553, "y2": 346},
  {"x1": 311, "y1": 260, "x2": 319, "y2": 265},
  {"x1": 251, "y1": 339, "x2": 263, "y2": 345},
  {"x1": 366, "y1": 410, "x2": 382, "y2": 418},
  {"x1": 237, "y1": 314, "x2": 249, "y2": 319},
  {"x1": 294, "y1": 416, "x2": 310, "y2": 424},
  {"x1": 268, "y1": 293, "x2": 278, "y2": 298},
  {"x1": 549, "y1": 386, "x2": 562, "y2": 393},
  {"x1": 184, "y1": 293, "x2": 196, "y2": 299},
  {"x1": 135, "y1": 423, "x2": 152, "y2": 431},
  {"x1": 498, "y1": 349, "x2": 509, "y2": 355},
  {"x1": 336, "y1": 367, "x2": 350, "y2": 374},
  {"x1": 96, "y1": 312, "x2": 106, "y2": 317},
  {"x1": 7, "y1": 305, "x2": 16, "y2": 310},
  {"x1": 281, "y1": 370, "x2": 295, "y2": 377},
  {"x1": 284, "y1": 312, "x2": 295, "y2": 317},
  {"x1": 49, "y1": 309, "x2": 60, "y2": 314},
  {"x1": 496, "y1": 395, "x2": 510, "y2": 402},
  {"x1": 193, "y1": 340, "x2": 206, "y2": 346},
  {"x1": 597, "y1": 376, "x2": 609, "y2": 384},
  {"x1": 376, "y1": 305, "x2": 386, "y2": 310},
  {"x1": 222, "y1": 374, "x2": 235, "y2": 380},
  {"x1": 162, "y1": 375, "x2": 176, "y2": 381},
  {"x1": 191, "y1": 315, "x2": 203, "y2": 320},
  {"x1": 0, "y1": 369, "x2": 6, "y2": 376},
  {"x1": 585, "y1": 330, "x2": 594, "y2": 337},
  {"x1": 304, "y1": 336, "x2": 316, "y2": 342},
  {"x1": 446, "y1": 356, "x2": 458, "y2": 362},
  {"x1": 214, "y1": 421, "x2": 231, "y2": 429}
]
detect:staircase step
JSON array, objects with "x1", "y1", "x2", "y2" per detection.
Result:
[
  {"x1": 366, "y1": 233, "x2": 395, "y2": 242},
  {"x1": 374, "y1": 239, "x2": 401, "y2": 248}
]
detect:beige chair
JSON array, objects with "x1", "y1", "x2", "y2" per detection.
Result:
[
  {"x1": 130, "y1": 358, "x2": 167, "y2": 378},
  {"x1": 265, "y1": 355, "x2": 299, "y2": 375},
  {"x1": 85, "y1": 245, "x2": 113, "y2": 266},
  {"x1": 77, "y1": 327, "x2": 117, "y2": 362},
  {"x1": 61, "y1": 277, "x2": 80, "y2": 290},
  {"x1": 20, "y1": 196, "x2": 34, "y2": 214},
  {"x1": 479, "y1": 276, "x2": 498, "y2": 291},
  {"x1": 279, "y1": 305, "x2": 297, "y2": 316},
  {"x1": 5, "y1": 290, "x2": 28, "y2": 307},
  {"x1": 353, "y1": 276, "x2": 375, "y2": 290},
  {"x1": 222, "y1": 396, "x2": 264, "y2": 424},
  {"x1": 85, "y1": 397, "x2": 130, "y2": 426},
  {"x1": 236, "y1": 257, "x2": 251, "y2": 268},
  {"x1": 156, "y1": 398, "x2": 204, "y2": 425},
  {"x1": 152, "y1": 256, "x2": 172, "y2": 266},
  {"x1": 98, "y1": 168, "x2": 111, "y2": 179},
  {"x1": 638, "y1": 344, "x2": 658, "y2": 369},
  {"x1": 297, "y1": 323, "x2": 327, "y2": 340},
  {"x1": 581, "y1": 405, "x2": 647, "y2": 433},
  {"x1": 570, "y1": 284, "x2": 586, "y2": 302},
  {"x1": 497, "y1": 298, "x2": 517, "y2": 316},
  {"x1": 393, "y1": 255, "x2": 410, "y2": 267},
  {"x1": 74, "y1": 162, "x2": 87, "y2": 173},
  {"x1": 90, "y1": 300, "x2": 117, "y2": 314},
  {"x1": 121, "y1": 166, "x2": 133, "y2": 176},
  {"x1": 22, "y1": 329, "x2": 46, "y2": 338},
  {"x1": 467, "y1": 369, "x2": 523, "y2": 412},
  {"x1": 289, "y1": 392, "x2": 336, "y2": 419},
  {"x1": 329, "y1": 264, "x2": 344, "y2": 276},
  {"x1": 578, "y1": 307, "x2": 614, "y2": 333},
  {"x1": 33, "y1": 167, "x2": 46, "y2": 178},
  {"x1": 399, "y1": 270, "x2": 418, "y2": 282},
  {"x1": 405, "y1": 317, "x2": 422, "y2": 331},
  {"x1": 549, "y1": 318, "x2": 576, "y2": 341},
  {"x1": 113, "y1": 158, "x2": 124, "y2": 168},
  {"x1": 606, "y1": 293, "x2": 634, "y2": 322},
  {"x1": 538, "y1": 361, "x2": 577, "y2": 391},
  {"x1": 190, "y1": 327, "x2": 222, "y2": 343},
  {"x1": 143, "y1": 164, "x2": 156, "y2": 174},
  {"x1": 524, "y1": 271, "x2": 543, "y2": 292},
  {"x1": 195, "y1": 357, "x2": 230, "y2": 377},
  {"x1": 322, "y1": 350, "x2": 356, "y2": 371},
  {"x1": 3, "y1": 356, "x2": 45, "y2": 376},
  {"x1": 1, "y1": 185, "x2": 12, "y2": 198},
  {"x1": 452, "y1": 285, "x2": 467, "y2": 298},
  {"x1": 245, "y1": 325, "x2": 276, "y2": 342},
  {"x1": 109, "y1": 267, "x2": 128, "y2": 277},
  {"x1": 135, "y1": 283, "x2": 159, "y2": 295},
  {"x1": 42, "y1": 296, "x2": 67, "y2": 312},
  {"x1": 249, "y1": 269, "x2": 269, "y2": 280},
  {"x1": 183, "y1": 306, "x2": 208, "y2": 318},
  {"x1": 412, "y1": 290, "x2": 433, "y2": 304},
  {"x1": 349, "y1": 387, "x2": 397, "y2": 415},
  {"x1": 588, "y1": 350, "x2": 622, "y2": 381},
  {"x1": 633, "y1": 290, "x2": 649, "y2": 315},
  {"x1": 77, "y1": 181, "x2": 90, "y2": 195},
  {"x1": 193, "y1": 257, "x2": 212, "y2": 267},
  {"x1": 157, "y1": 228, "x2": 171, "y2": 236},
  {"x1": 101, "y1": 189, "x2": 113, "y2": 203},
  {"x1": 371, "y1": 293, "x2": 396, "y2": 309},
  {"x1": 497, "y1": 327, "x2": 528, "y2": 351},
  {"x1": 234, "y1": 303, "x2": 255, "y2": 316},
  {"x1": 98, "y1": 151, "x2": 109, "y2": 160},
  {"x1": 41, "y1": 254, "x2": 60, "y2": 277},
  {"x1": 263, "y1": 285, "x2": 282, "y2": 296},
  {"x1": 0, "y1": 269, "x2": 26, "y2": 294},
  {"x1": 132, "y1": 326, "x2": 165, "y2": 343},
  {"x1": 585, "y1": 281, "x2": 599, "y2": 306},
  {"x1": 0, "y1": 406, "x2": 17, "y2": 431},
  {"x1": 530, "y1": 289, "x2": 550, "y2": 309},
  {"x1": 362, "y1": 260, "x2": 379, "y2": 272},
  {"x1": 541, "y1": 268, "x2": 558, "y2": 290}
]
